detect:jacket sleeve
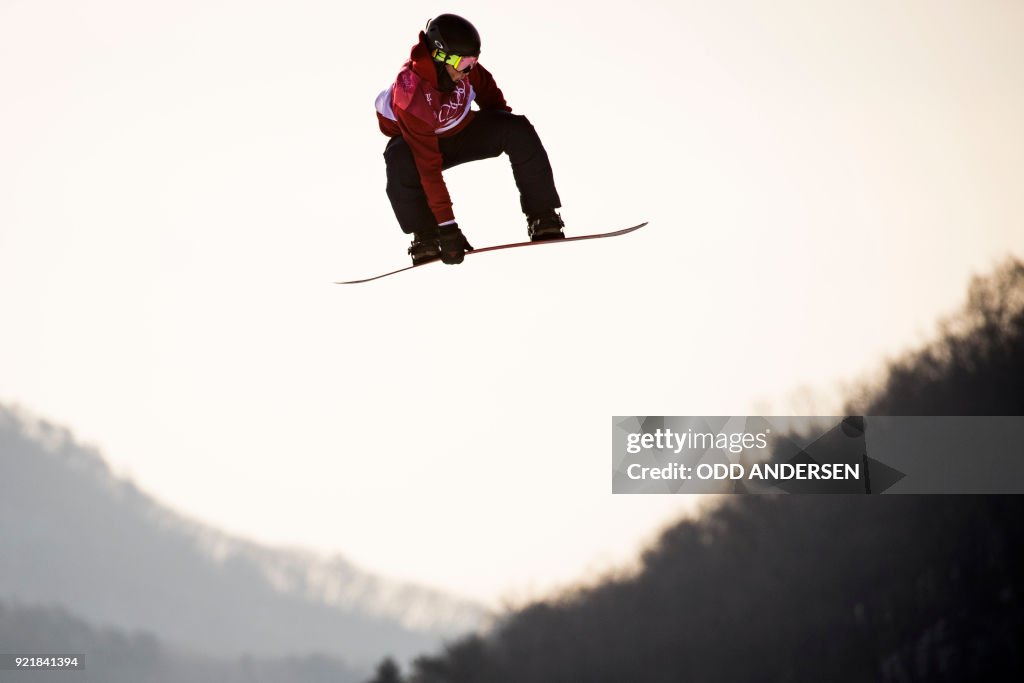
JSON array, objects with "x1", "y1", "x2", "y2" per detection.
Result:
[
  {"x1": 393, "y1": 85, "x2": 456, "y2": 225},
  {"x1": 472, "y1": 64, "x2": 512, "y2": 113}
]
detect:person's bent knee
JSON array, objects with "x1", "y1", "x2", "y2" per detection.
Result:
[
  {"x1": 506, "y1": 113, "x2": 533, "y2": 131},
  {"x1": 383, "y1": 137, "x2": 415, "y2": 167},
  {"x1": 384, "y1": 139, "x2": 422, "y2": 187},
  {"x1": 479, "y1": 109, "x2": 532, "y2": 131},
  {"x1": 503, "y1": 114, "x2": 541, "y2": 148}
]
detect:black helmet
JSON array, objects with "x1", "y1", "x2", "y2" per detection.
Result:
[{"x1": 425, "y1": 14, "x2": 481, "y2": 57}]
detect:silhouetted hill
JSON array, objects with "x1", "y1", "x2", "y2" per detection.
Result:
[
  {"x1": 0, "y1": 599, "x2": 363, "y2": 683},
  {"x1": 846, "y1": 257, "x2": 1024, "y2": 416},
  {"x1": 368, "y1": 257, "x2": 1024, "y2": 682},
  {"x1": 0, "y1": 407, "x2": 485, "y2": 669}
]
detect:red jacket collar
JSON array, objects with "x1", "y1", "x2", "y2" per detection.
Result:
[{"x1": 408, "y1": 32, "x2": 439, "y2": 87}]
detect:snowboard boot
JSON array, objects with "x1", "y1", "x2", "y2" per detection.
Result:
[
  {"x1": 527, "y1": 210, "x2": 565, "y2": 242},
  {"x1": 408, "y1": 228, "x2": 441, "y2": 266}
]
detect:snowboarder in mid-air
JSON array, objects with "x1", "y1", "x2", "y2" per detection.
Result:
[{"x1": 375, "y1": 13, "x2": 565, "y2": 266}]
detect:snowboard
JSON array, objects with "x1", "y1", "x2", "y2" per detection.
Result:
[{"x1": 335, "y1": 221, "x2": 647, "y2": 285}]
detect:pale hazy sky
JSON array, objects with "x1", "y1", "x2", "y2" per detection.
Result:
[{"x1": 2, "y1": 1, "x2": 1023, "y2": 605}]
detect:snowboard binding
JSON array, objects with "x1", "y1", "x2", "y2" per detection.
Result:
[
  {"x1": 408, "y1": 229, "x2": 442, "y2": 266},
  {"x1": 527, "y1": 210, "x2": 566, "y2": 242}
]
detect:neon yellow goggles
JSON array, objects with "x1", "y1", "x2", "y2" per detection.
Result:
[{"x1": 432, "y1": 49, "x2": 478, "y2": 72}]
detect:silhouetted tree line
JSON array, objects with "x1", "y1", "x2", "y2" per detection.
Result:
[
  {"x1": 0, "y1": 601, "x2": 364, "y2": 683},
  {"x1": 368, "y1": 257, "x2": 1024, "y2": 682},
  {"x1": 846, "y1": 257, "x2": 1024, "y2": 416}
]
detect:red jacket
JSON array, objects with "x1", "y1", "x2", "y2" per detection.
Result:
[{"x1": 375, "y1": 33, "x2": 511, "y2": 225}]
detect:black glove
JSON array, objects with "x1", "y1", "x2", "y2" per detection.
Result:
[{"x1": 438, "y1": 223, "x2": 474, "y2": 265}]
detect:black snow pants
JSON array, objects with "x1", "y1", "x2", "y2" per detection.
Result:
[{"x1": 383, "y1": 109, "x2": 561, "y2": 234}]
